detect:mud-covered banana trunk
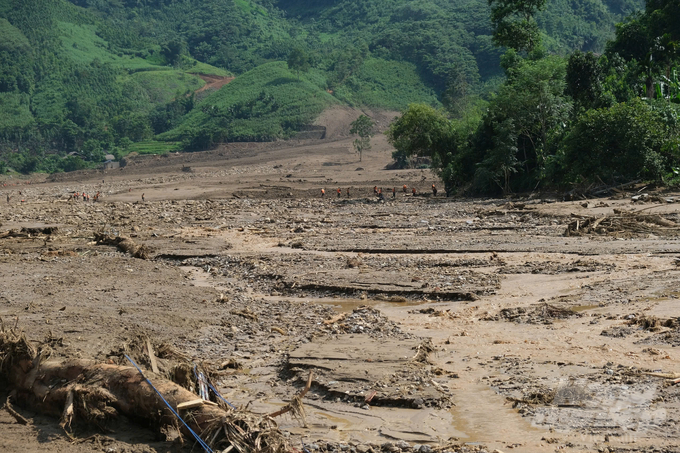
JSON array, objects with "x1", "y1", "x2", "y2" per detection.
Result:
[
  {"x1": 1, "y1": 332, "x2": 289, "y2": 453},
  {"x1": 8, "y1": 358, "x2": 227, "y2": 433}
]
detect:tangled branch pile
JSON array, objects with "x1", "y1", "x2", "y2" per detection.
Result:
[
  {"x1": 565, "y1": 211, "x2": 680, "y2": 237},
  {"x1": 94, "y1": 232, "x2": 153, "y2": 259}
]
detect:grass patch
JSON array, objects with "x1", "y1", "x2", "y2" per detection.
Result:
[
  {"x1": 0, "y1": 93, "x2": 34, "y2": 131},
  {"x1": 186, "y1": 62, "x2": 232, "y2": 77},
  {"x1": 131, "y1": 70, "x2": 205, "y2": 104},
  {"x1": 160, "y1": 61, "x2": 339, "y2": 143},
  {"x1": 57, "y1": 21, "x2": 160, "y2": 71},
  {"x1": 125, "y1": 141, "x2": 182, "y2": 156},
  {"x1": 333, "y1": 58, "x2": 441, "y2": 110}
]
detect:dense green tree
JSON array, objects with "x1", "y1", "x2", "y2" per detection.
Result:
[
  {"x1": 488, "y1": 0, "x2": 547, "y2": 52},
  {"x1": 327, "y1": 43, "x2": 369, "y2": 90},
  {"x1": 474, "y1": 56, "x2": 571, "y2": 192},
  {"x1": 287, "y1": 48, "x2": 310, "y2": 81},
  {"x1": 81, "y1": 138, "x2": 105, "y2": 162},
  {"x1": 60, "y1": 155, "x2": 86, "y2": 172},
  {"x1": 387, "y1": 102, "x2": 484, "y2": 194},
  {"x1": 565, "y1": 51, "x2": 612, "y2": 112},
  {"x1": 161, "y1": 39, "x2": 186, "y2": 67},
  {"x1": 112, "y1": 114, "x2": 152, "y2": 142},
  {"x1": 558, "y1": 99, "x2": 680, "y2": 183},
  {"x1": 387, "y1": 104, "x2": 451, "y2": 163},
  {"x1": 607, "y1": 0, "x2": 680, "y2": 98}
]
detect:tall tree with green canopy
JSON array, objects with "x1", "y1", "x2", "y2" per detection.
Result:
[
  {"x1": 287, "y1": 48, "x2": 310, "y2": 81},
  {"x1": 565, "y1": 50, "x2": 611, "y2": 112},
  {"x1": 558, "y1": 98, "x2": 678, "y2": 183},
  {"x1": 488, "y1": 0, "x2": 547, "y2": 52},
  {"x1": 386, "y1": 104, "x2": 478, "y2": 195},
  {"x1": 349, "y1": 114, "x2": 375, "y2": 162},
  {"x1": 473, "y1": 56, "x2": 571, "y2": 193}
]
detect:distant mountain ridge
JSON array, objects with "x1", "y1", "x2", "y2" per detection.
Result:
[{"x1": 0, "y1": 0, "x2": 642, "y2": 173}]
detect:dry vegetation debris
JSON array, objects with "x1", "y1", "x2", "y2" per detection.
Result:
[
  {"x1": 484, "y1": 303, "x2": 582, "y2": 324},
  {"x1": 565, "y1": 211, "x2": 680, "y2": 237}
]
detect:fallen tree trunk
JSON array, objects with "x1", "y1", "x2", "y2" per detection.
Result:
[{"x1": 1, "y1": 331, "x2": 289, "y2": 453}]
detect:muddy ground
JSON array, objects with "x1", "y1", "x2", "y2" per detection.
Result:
[{"x1": 2, "y1": 119, "x2": 680, "y2": 453}]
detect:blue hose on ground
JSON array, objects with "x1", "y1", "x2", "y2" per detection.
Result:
[{"x1": 125, "y1": 354, "x2": 213, "y2": 453}]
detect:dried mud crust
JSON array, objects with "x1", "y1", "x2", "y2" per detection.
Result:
[
  {"x1": 287, "y1": 308, "x2": 452, "y2": 409},
  {"x1": 498, "y1": 258, "x2": 617, "y2": 274},
  {"x1": 174, "y1": 254, "x2": 500, "y2": 301},
  {"x1": 288, "y1": 336, "x2": 452, "y2": 410}
]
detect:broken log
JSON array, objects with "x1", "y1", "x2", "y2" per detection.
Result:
[{"x1": 0, "y1": 331, "x2": 289, "y2": 453}]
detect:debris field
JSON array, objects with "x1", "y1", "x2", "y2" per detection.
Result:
[{"x1": 1, "y1": 136, "x2": 680, "y2": 453}]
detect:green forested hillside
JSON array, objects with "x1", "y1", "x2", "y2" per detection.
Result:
[
  {"x1": 0, "y1": 0, "x2": 643, "y2": 174},
  {"x1": 387, "y1": 0, "x2": 680, "y2": 195}
]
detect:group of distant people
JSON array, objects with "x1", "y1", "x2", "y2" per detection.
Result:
[
  {"x1": 320, "y1": 183, "x2": 439, "y2": 199},
  {"x1": 68, "y1": 191, "x2": 102, "y2": 202}
]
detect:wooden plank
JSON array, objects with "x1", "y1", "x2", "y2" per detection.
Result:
[
  {"x1": 177, "y1": 399, "x2": 205, "y2": 410},
  {"x1": 146, "y1": 338, "x2": 159, "y2": 374}
]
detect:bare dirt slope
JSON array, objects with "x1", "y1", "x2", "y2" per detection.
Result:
[
  {"x1": 313, "y1": 106, "x2": 399, "y2": 139},
  {"x1": 1, "y1": 132, "x2": 680, "y2": 453},
  {"x1": 195, "y1": 74, "x2": 235, "y2": 93}
]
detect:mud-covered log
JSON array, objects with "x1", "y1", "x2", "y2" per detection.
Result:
[
  {"x1": 7, "y1": 358, "x2": 225, "y2": 431},
  {"x1": 1, "y1": 332, "x2": 289, "y2": 453}
]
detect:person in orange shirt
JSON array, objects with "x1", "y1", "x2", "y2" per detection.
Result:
[
  {"x1": 432, "y1": 184, "x2": 437, "y2": 197},
  {"x1": 321, "y1": 188, "x2": 325, "y2": 197},
  {"x1": 403, "y1": 184, "x2": 408, "y2": 193},
  {"x1": 412, "y1": 187, "x2": 416, "y2": 195},
  {"x1": 337, "y1": 188, "x2": 341, "y2": 198}
]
